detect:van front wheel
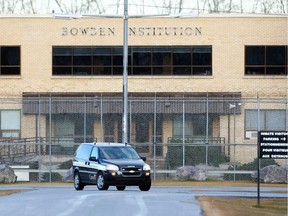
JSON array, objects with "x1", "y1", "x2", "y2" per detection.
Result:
[
  {"x1": 96, "y1": 172, "x2": 109, "y2": 190},
  {"x1": 139, "y1": 180, "x2": 151, "y2": 191},
  {"x1": 74, "y1": 171, "x2": 84, "y2": 190}
]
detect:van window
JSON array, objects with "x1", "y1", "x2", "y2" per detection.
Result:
[
  {"x1": 90, "y1": 147, "x2": 99, "y2": 159},
  {"x1": 75, "y1": 144, "x2": 93, "y2": 160},
  {"x1": 99, "y1": 146, "x2": 140, "y2": 160}
]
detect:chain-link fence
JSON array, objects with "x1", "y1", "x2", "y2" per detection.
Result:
[{"x1": 0, "y1": 96, "x2": 287, "y2": 181}]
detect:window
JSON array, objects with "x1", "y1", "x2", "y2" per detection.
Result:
[
  {"x1": 245, "y1": 110, "x2": 286, "y2": 131},
  {"x1": 0, "y1": 46, "x2": 21, "y2": 75},
  {"x1": 93, "y1": 48, "x2": 111, "y2": 75},
  {"x1": 173, "y1": 114, "x2": 211, "y2": 138},
  {"x1": 52, "y1": 47, "x2": 72, "y2": 75},
  {"x1": 173, "y1": 115, "x2": 193, "y2": 137},
  {"x1": 0, "y1": 110, "x2": 21, "y2": 138},
  {"x1": 245, "y1": 46, "x2": 287, "y2": 75},
  {"x1": 133, "y1": 47, "x2": 151, "y2": 75},
  {"x1": 135, "y1": 114, "x2": 150, "y2": 143},
  {"x1": 192, "y1": 47, "x2": 212, "y2": 75},
  {"x1": 91, "y1": 147, "x2": 99, "y2": 159},
  {"x1": 73, "y1": 48, "x2": 92, "y2": 75},
  {"x1": 173, "y1": 48, "x2": 191, "y2": 75},
  {"x1": 153, "y1": 47, "x2": 171, "y2": 75},
  {"x1": 75, "y1": 144, "x2": 93, "y2": 160},
  {"x1": 53, "y1": 46, "x2": 212, "y2": 76},
  {"x1": 53, "y1": 113, "x2": 94, "y2": 143}
]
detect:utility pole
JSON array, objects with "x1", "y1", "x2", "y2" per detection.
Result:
[{"x1": 122, "y1": 0, "x2": 129, "y2": 144}]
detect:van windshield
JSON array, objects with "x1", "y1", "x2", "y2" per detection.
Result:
[{"x1": 99, "y1": 146, "x2": 141, "y2": 160}]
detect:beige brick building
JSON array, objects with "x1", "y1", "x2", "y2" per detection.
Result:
[{"x1": 0, "y1": 15, "x2": 287, "y2": 165}]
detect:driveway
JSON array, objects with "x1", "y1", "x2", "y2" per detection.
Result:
[{"x1": 0, "y1": 184, "x2": 286, "y2": 216}]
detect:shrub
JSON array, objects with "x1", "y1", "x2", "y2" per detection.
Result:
[
  {"x1": 42, "y1": 172, "x2": 63, "y2": 182},
  {"x1": 58, "y1": 160, "x2": 73, "y2": 169},
  {"x1": 166, "y1": 145, "x2": 227, "y2": 169},
  {"x1": 224, "y1": 158, "x2": 279, "y2": 181}
]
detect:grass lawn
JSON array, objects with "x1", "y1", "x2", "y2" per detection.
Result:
[
  {"x1": 199, "y1": 196, "x2": 287, "y2": 216},
  {"x1": 0, "y1": 189, "x2": 27, "y2": 196}
]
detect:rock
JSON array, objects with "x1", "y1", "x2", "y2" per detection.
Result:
[
  {"x1": 251, "y1": 165, "x2": 287, "y2": 183},
  {"x1": 0, "y1": 164, "x2": 17, "y2": 183},
  {"x1": 64, "y1": 167, "x2": 73, "y2": 181},
  {"x1": 176, "y1": 166, "x2": 207, "y2": 181}
]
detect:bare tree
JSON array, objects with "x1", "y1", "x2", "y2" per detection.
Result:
[
  {"x1": 163, "y1": 0, "x2": 172, "y2": 14},
  {"x1": 54, "y1": 0, "x2": 65, "y2": 13},
  {"x1": 240, "y1": 0, "x2": 244, "y2": 13},
  {"x1": 115, "y1": 0, "x2": 120, "y2": 14},
  {"x1": 19, "y1": 0, "x2": 36, "y2": 14},
  {"x1": 277, "y1": 0, "x2": 288, "y2": 13},
  {"x1": 206, "y1": 0, "x2": 239, "y2": 13},
  {"x1": 177, "y1": 0, "x2": 184, "y2": 13},
  {"x1": 151, "y1": 0, "x2": 162, "y2": 14},
  {"x1": 0, "y1": 0, "x2": 17, "y2": 14},
  {"x1": 90, "y1": 0, "x2": 105, "y2": 14},
  {"x1": 251, "y1": 0, "x2": 288, "y2": 14},
  {"x1": 0, "y1": 0, "x2": 286, "y2": 15},
  {"x1": 261, "y1": 0, "x2": 276, "y2": 14}
]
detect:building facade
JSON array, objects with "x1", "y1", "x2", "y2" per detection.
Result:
[{"x1": 0, "y1": 15, "x2": 287, "y2": 165}]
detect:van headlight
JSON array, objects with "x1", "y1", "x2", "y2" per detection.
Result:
[
  {"x1": 106, "y1": 164, "x2": 119, "y2": 171},
  {"x1": 143, "y1": 164, "x2": 150, "y2": 171}
]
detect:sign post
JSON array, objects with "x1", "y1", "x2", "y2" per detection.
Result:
[{"x1": 257, "y1": 131, "x2": 288, "y2": 205}]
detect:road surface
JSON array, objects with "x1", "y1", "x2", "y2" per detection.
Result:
[{"x1": 0, "y1": 185, "x2": 286, "y2": 216}]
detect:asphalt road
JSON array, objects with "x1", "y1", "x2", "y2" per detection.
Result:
[{"x1": 0, "y1": 185, "x2": 286, "y2": 216}]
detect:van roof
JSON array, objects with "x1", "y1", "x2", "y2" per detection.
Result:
[{"x1": 81, "y1": 142, "x2": 131, "y2": 147}]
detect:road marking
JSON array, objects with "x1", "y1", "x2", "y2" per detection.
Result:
[
  {"x1": 58, "y1": 194, "x2": 92, "y2": 216},
  {"x1": 135, "y1": 195, "x2": 148, "y2": 216}
]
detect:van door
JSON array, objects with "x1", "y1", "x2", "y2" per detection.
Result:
[
  {"x1": 87, "y1": 146, "x2": 100, "y2": 183},
  {"x1": 74, "y1": 144, "x2": 93, "y2": 183}
]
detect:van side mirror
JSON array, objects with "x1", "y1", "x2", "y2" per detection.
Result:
[
  {"x1": 89, "y1": 156, "x2": 98, "y2": 162},
  {"x1": 141, "y1": 157, "x2": 146, "y2": 161}
]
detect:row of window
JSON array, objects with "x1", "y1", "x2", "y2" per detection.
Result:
[
  {"x1": 0, "y1": 45, "x2": 287, "y2": 76},
  {"x1": 52, "y1": 46, "x2": 212, "y2": 76},
  {"x1": 1, "y1": 109, "x2": 285, "y2": 140}
]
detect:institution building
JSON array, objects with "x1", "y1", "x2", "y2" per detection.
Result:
[{"x1": 0, "y1": 14, "x2": 287, "y2": 165}]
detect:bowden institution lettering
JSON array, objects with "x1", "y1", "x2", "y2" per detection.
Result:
[
  {"x1": 61, "y1": 26, "x2": 202, "y2": 36},
  {"x1": 61, "y1": 27, "x2": 115, "y2": 36},
  {"x1": 129, "y1": 27, "x2": 202, "y2": 36}
]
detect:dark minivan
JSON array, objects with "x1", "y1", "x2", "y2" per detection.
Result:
[{"x1": 73, "y1": 142, "x2": 151, "y2": 191}]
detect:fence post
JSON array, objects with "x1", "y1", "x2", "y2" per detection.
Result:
[
  {"x1": 83, "y1": 96, "x2": 87, "y2": 143},
  {"x1": 233, "y1": 103, "x2": 236, "y2": 181},
  {"x1": 286, "y1": 98, "x2": 288, "y2": 131},
  {"x1": 182, "y1": 97, "x2": 185, "y2": 167},
  {"x1": 129, "y1": 100, "x2": 132, "y2": 144},
  {"x1": 49, "y1": 96, "x2": 52, "y2": 182},
  {"x1": 100, "y1": 95, "x2": 103, "y2": 142},
  {"x1": 205, "y1": 94, "x2": 209, "y2": 173},
  {"x1": 37, "y1": 97, "x2": 41, "y2": 182},
  {"x1": 153, "y1": 95, "x2": 157, "y2": 180},
  {"x1": 228, "y1": 113, "x2": 231, "y2": 161}
]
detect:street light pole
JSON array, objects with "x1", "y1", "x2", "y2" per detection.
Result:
[
  {"x1": 122, "y1": 0, "x2": 129, "y2": 144},
  {"x1": 229, "y1": 103, "x2": 236, "y2": 180}
]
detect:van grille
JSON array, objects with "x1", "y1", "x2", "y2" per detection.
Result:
[{"x1": 121, "y1": 167, "x2": 142, "y2": 177}]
